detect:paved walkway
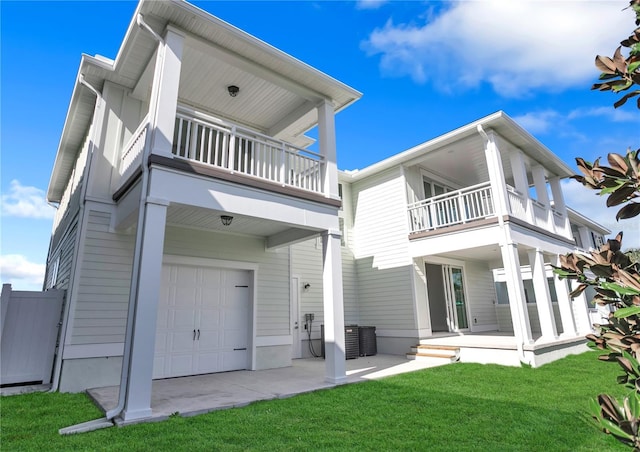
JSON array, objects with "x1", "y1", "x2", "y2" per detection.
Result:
[{"x1": 87, "y1": 354, "x2": 445, "y2": 423}]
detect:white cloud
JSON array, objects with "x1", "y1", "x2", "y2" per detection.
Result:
[
  {"x1": 1, "y1": 180, "x2": 55, "y2": 219},
  {"x1": 363, "y1": 1, "x2": 631, "y2": 97},
  {"x1": 562, "y1": 179, "x2": 640, "y2": 250},
  {"x1": 0, "y1": 254, "x2": 45, "y2": 291},
  {"x1": 512, "y1": 110, "x2": 562, "y2": 134},
  {"x1": 356, "y1": 0, "x2": 388, "y2": 10},
  {"x1": 568, "y1": 106, "x2": 640, "y2": 122}
]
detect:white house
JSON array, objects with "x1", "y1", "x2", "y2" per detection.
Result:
[
  {"x1": 44, "y1": 0, "x2": 360, "y2": 422},
  {"x1": 41, "y1": 0, "x2": 608, "y2": 424},
  {"x1": 290, "y1": 112, "x2": 610, "y2": 367}
]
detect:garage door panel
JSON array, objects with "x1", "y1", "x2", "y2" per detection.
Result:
[
  {"x1": 195, "y1": 352, "x2": 221, "y2": 374},
  {"x1": 197, "y1": 330, "x2": 221, "y2": 351},
  {"x1": 222, "y1": 350, "x2": 247, "y2": 371},
  {"x1": 173, "y1": 308, "x2": 197, "y2": 328},
  {"x1": 169, "y1": 331, "x2": 197, "y2": 353},
  {"x1": 168, "y1": 354, "x2": 195, "y2": 377},
  {"x1": 199, "y1": 308, "x2": 220, "y2": 326},
  {"x1": 155, "y1": 264, "x2": 251, "y2": 379}
]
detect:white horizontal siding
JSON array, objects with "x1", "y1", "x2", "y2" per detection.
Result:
[
  {"x1": 163, "y1": 225, "x2": 289, "y2": 336},
  {"x1": 46, "y1": 216, "x2": 78, "y2": 291},
  {"x1": 352, "y1": 167, "x2": 411, "y2": 269},
  {"x1": 464, "y1": 261, "x2": 498, "y2": 329},
  {"x1": 70, "y1": 210, "x2": 134, "y2": 345},
  {"x1": 291, "y1": 239, "x2": 359, "y2": 338},
  {"x1": 356, "y1": 259, "x2": 414, "y2": 330}
]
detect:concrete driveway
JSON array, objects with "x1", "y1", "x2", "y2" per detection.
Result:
[{"x1": 87, "y1": 354, "x2": 446, "y2": 424}]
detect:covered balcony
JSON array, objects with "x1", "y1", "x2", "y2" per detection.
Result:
[
  {"x1": 118, "y1": 106, "x2": 325, "y2": 199},
  {"x1": 403, "y1": 113, "x2": 574, "y2": 240}
]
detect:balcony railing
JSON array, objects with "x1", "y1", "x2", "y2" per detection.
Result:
[
  {"x1": 172, "y1": 108, "x2": 324, "y2": 194},
  {"x1": 119, "y1": 117, "x2": 149, "y2": 183},
  {"x1": 408, "y1": 182, "x2": 495, "y2": 233}
]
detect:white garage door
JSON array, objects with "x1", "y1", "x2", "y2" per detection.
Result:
[{"x1": 154, "y1": 263, "x2": 251, "y2": 379}]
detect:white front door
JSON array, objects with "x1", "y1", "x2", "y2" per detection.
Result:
[{"x1": 154, "y1": 264, "x2": 250, "y2": 379}]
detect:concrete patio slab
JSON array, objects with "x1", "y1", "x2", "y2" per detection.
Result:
[{"x1": 87, "y1": 354, "x2": 445, "y2": 423}]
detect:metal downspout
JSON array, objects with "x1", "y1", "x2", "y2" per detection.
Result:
[
  {"x1": 51, "y1": 75, "x2": 102, "y2": 393},
  {"x1": 105, "y1": 13, "x2": 164, "y2": 423},
  {"x1": 60, "y1": 15, "x2": 164, "y2": 434}
]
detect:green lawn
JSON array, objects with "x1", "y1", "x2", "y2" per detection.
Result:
[{"x1": 0, "y1": 352, "x2": 630, "y2": 451}]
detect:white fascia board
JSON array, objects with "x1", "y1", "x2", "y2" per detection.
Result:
[
  {"x1": 343, "y1": 111, "x2": 505, "y2": 182},
  {"x1": 342, "y1": 111, "x2": 574, "y2": 182}
]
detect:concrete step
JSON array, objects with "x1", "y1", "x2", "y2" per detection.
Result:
[
  {"x1": 409, "y1": 344, "x2": 460, "y2": 359},
  {"x1": 406, "y1": 352, "x2": 458, "y2": 363}
]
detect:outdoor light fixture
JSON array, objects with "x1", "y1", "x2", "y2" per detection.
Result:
[
  {"x1": 220, "y1": 215, "x2": 233, "y2": 226},
  {"x1": 227, "y1": 85, "x2": 239, "y2": 97}
]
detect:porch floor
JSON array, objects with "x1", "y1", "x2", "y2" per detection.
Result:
[
  {"x1": 87, "y1": 354, "x2": 443, "y2": 424},
  {"x1": 421, "y1": 331, "x2": 586, "y2": 351}
]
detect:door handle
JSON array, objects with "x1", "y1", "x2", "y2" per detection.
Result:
[
  {"x1": 197, "y1": 329, "x2": 200, "y2": 340},
  {"x1": 193, "y1": 329, "x2": 196, "y2": 341}
]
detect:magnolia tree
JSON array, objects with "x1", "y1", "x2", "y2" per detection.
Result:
[{"x1": 555, "y1": 1, "x2": 640, "y2": 449}]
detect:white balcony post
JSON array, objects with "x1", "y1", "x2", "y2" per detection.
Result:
[
  {"x1": 532, "y1": 165, "x2": 554, "y2": 231},
  {"x1": 549, "y1": 177, "x2": 570, "y2": 236},
  {"x1": 527, "y1": 249, "x2": 558, "y2": 339},
  {"x1": 509, "y1": 150, "x2": 534, "y2": 222},
  {"x1": 578, "y1": 226, "x2": 592, "y2": 250},
  {"x1": 122, "y1": 197, "x2": 169, "y2": 421},
  {"x1": 317, "y1": 99, "x2": 339, "y2": 199},
  {"x1": 553, "y1": 255, "x2": 577, "y2": 337},
  {"x1": 482, "y1": 130, "x2": 509, "y2": 217},
  {"x1": 571, "y1": 280, "x2": 593, "y2": 335},
  {"x1": 148, "y1": 28, "x2": 184, "y2": 159},
  {"x1": 322, "y1": 229, "x2": 346, "y2": 384},
  {"x1": 499, "y1": 242, "x2": 533, "y2": 344}
]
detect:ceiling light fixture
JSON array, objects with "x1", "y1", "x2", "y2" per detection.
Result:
[
  {"x1": 227, "y1": 85, "x2": 239, "y2": 97},
  {"x1": 220, "y1": 215, "x2": 233, "y2": 226}
]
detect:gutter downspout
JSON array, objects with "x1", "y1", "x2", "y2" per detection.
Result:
[
  {"x1": 60, "y1": 16, "x2": 164, "y2": 434},
  {"x1": 51, "y1": 75, "x2": 102, "y2": 393},
  {"x1": 105, "y1": 13, "x2": 164, "y2": 423},
  {"x1": 476, "y1": 124, "x2": 527, "y2": 364}
]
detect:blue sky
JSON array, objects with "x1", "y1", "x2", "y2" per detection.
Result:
[{"x1": 1, "y1": 0, "x2": 639, "y2": 290}]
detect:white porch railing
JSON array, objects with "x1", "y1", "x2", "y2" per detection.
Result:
[
  {"x1": 408, "y1": 182, "x2": 495, "y2": 233},
  {"x1": 119, "y1": 117, "x2": 149, "y2": 183},
  {"x1": 172, "y1": 108, "x2": 324, "y2": 194},
  {"x1": 505, "y1": 185, "x2": 571, "y2": 237}
]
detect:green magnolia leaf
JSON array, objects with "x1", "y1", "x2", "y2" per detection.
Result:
[
  {"x1": 614, "y1": 306, "x2": 640, "y2": 318},
  {"x1": 599, "y1": 418, "x2": 635, "y2": 441},
  {"x1": 601, "y1": 282, "x2": 640, "y2": 296}
]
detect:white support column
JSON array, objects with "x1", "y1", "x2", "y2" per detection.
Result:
[
  {"x1": 509, "y1": 150, "x2": 534, "y2": 222},
  {"x1": 321, "y1": 229, "x2": 346, "y2": 384},
  {"x1": 578, "y1": 226, "x2": 592, "y2": 250},
  {"x1": 532, "y1": 166, "x2": 550, "y2": 207},
  {"x1": 499, "y1": 242, "x2": 533, "y2": 344},
  {"x1": 482, "y1": 130, "x2": 510, "y2": 216},
  {"x1": 121, "y1": 197, "x2": 169, "y2": 421},
  {"x1": 527, "y1": 249, "x2": 558, "y2": 339},
  {"x1": 549, "y1": 177, "x2": 571, "y2": 238},
  {"x1": 317, "y1": 99, "x2": 339, "y2": 199},
  {"x1": 149, "y1": 28, "x2": 184, "y2": 158},
  {"x1": 571, "y1": 280, "x2": 593, "y2": 335},
  {"x1": 553, "y1": 255, "x2": 577, "y2": 337}
]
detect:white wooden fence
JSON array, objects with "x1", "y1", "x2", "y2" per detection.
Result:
[{"x1": 1, "y1": 284, "x2": 64, "y2": 386}]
